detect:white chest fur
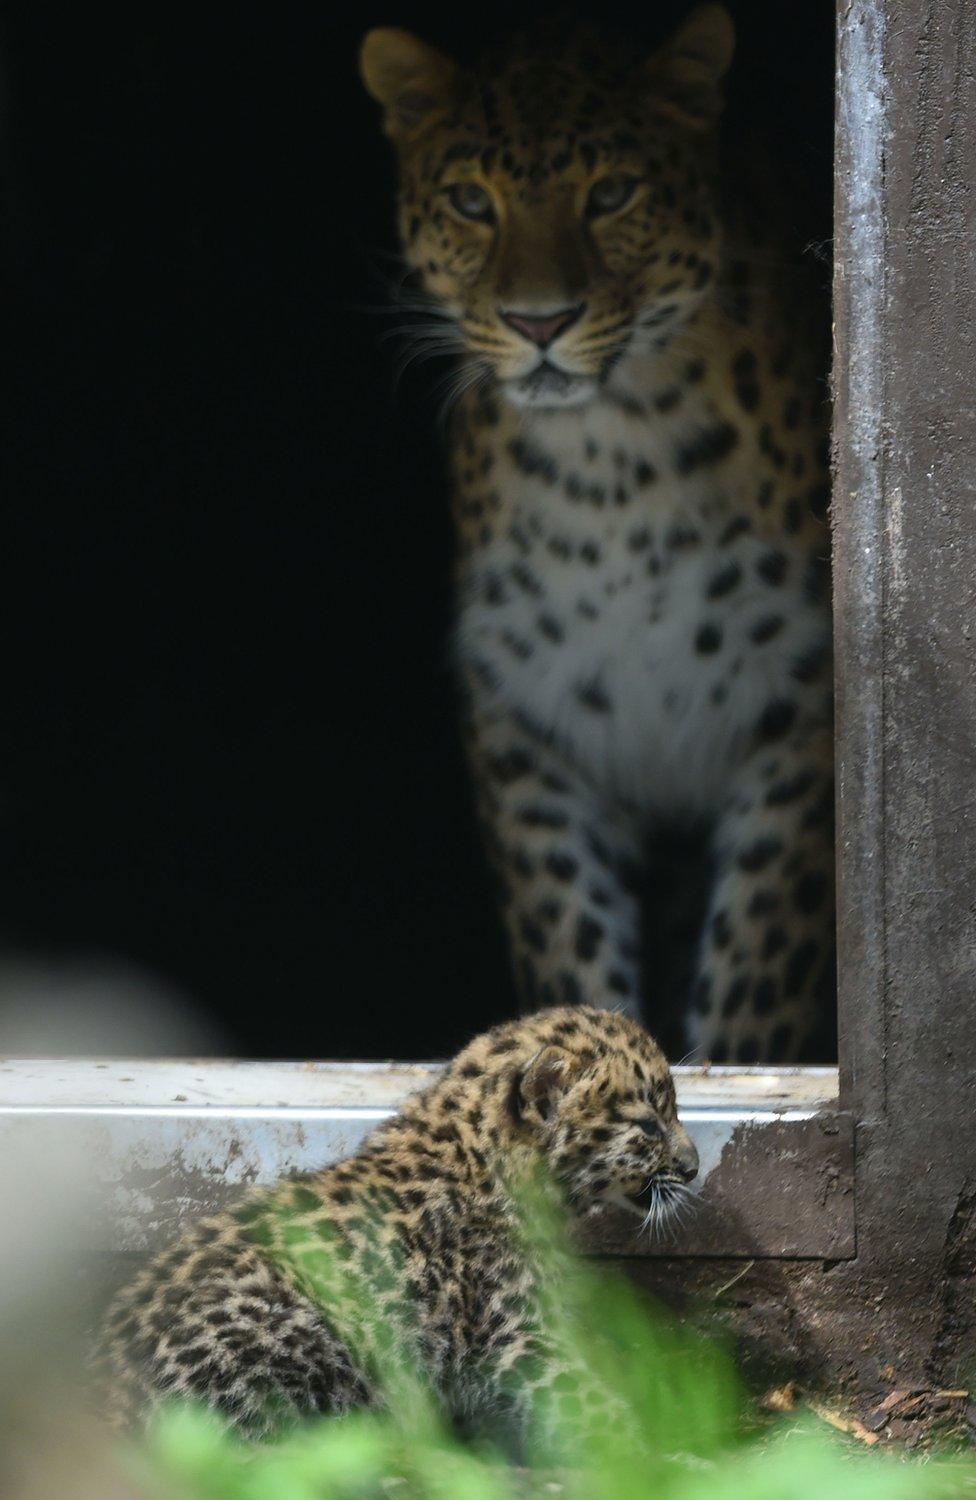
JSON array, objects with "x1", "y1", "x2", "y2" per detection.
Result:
[{"x1": 456, "y1": 395, "x2": 829, "y2": 822}]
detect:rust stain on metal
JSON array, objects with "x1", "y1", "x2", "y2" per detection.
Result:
[{"x1": 87, "y1": 1114, "x2": 378, "y2": 1251}]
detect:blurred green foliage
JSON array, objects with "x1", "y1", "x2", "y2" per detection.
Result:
[{"x1": 129, "y1": 1180, "x2": 976, "y2": 1499}]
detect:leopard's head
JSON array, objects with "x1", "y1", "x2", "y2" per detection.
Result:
[
  {"x1": 459, "y1": 1006, "x2": 699, "y2": 1230},
  {"x1": 361, "y1": 7, "x2": 733, "y2": 411}
]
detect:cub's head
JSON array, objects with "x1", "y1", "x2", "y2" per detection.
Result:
[
  {"x1": 360, "y1": 7, "x2": 733, "y2": 411},
  {"x1": 456, "y1": 1006, "x2": 699, "y2": 1230}
]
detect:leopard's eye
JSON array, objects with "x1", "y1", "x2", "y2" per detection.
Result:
[
  {"x1": 638, "y1": 1116, "x2": 665, "y2": 1140},
  {"x1": 586, "y1": 174, "x2": 641, "y2": 218},
  {"x1": 447, "y1": 182, "x2": 495, "y2": 223}
]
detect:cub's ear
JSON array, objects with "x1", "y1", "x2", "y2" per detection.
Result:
[
  {"x1": 360, "y1": 28, "x2": 459, "y2": 141},
  {"x1": 644, "y1": 4, "x2": 735, "y2": 128},
  {"x1": 512, "y1": 1046, "x2": 575, "y2": 1125}
]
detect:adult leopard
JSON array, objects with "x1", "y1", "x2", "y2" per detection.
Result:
[{"x1": 361, "y1": 6, "x2": 833, "y2": 1062}]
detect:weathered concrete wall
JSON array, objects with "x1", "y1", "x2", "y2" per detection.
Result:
[{"x1": 825, "y1": 0, "x2": 976, "y2": 1386}]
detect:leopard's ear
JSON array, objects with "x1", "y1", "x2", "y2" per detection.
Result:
[
  {"x1": 360, "y1": 29, "x2": 459, "y2": 141},
  {"x1": 513, "y1": 1047, "x2": 575, "y2": 1125},
  {"x1": 643, "y1": 4, "x2": 735, "y2": 129}
]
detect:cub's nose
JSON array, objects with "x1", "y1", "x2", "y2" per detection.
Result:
[
  {"x1": 500, "y1": 303, "x2": 585, "y2": 349},
  {"x1": 670, "y1": 1128, "x2": 700, "y2": 1183}
]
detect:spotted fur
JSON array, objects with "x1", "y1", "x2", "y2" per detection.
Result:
[
  {"x1": 94, "y1": 1007, "x2": 697, "y2": 1438},
  {"x1": 362, "y1": 6, "x2": 834, "y2": 1062}
]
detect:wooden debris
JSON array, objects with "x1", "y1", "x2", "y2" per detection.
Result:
[
  {"x1": 712, "y1": 1260, "x2": 755, "y2": 1301},
  {"x1": 864, "y1": 1386, "x2": 971, "y2": 1433},
  {"x1": 808, "y1": 1399, "x2": 880, "y2": 1446},
  {"x1": 760, "y1": 1381, "x2": 798, "y2": 1413},
  {"x1": 864, "y1": 1388, "x2": 916, "y2": 1430}
]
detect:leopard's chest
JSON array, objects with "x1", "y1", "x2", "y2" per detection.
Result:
[{"x1": 456, "y1": 411, "x2": 828, "y2": 818}]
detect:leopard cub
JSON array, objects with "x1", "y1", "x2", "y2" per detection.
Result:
[{"x1": 95, "y1": 1007, "x2": 697, "y2": 1438}]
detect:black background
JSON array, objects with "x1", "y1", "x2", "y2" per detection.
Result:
[{"x1": 0, "y1": 3, "x2": 832, "y2": 1059}]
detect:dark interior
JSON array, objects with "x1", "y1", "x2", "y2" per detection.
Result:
[{"x1": 0, "y1": 2, "x2": 833, "y2": 1059}]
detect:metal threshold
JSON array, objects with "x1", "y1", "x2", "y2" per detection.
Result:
[{"x1": 0, "y1": 1059, "x2": 851, "y2": 1260}]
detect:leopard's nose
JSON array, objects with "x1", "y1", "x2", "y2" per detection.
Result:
[
  {"x1": 499, "y1": 303, "x2": 585, "y2": 349},
  {"x1": 670, "y1": 1128, "x2": 699, "y2": 1183}
]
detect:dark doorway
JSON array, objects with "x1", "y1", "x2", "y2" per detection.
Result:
[{"x1": 0, "y1": 2, "x2": 832, "y2": 1058}]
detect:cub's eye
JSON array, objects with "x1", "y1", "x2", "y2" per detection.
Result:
[
  {"x1": 447, "y1": 182, "x2": 495, "y2": 223},
  {"x1": 586, "y1": 174, "x2": 641, "y2": 218},
  {"x1": 637, "y1": 1116, "x2": 665, "y2": 1140}
]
